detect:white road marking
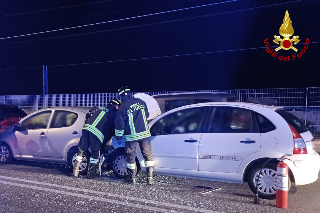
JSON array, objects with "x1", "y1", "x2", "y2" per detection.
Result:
[
  {"x1": 0, "y1": 179, "x2": 171, "y2": 213},
  {"x1": 0, "y1": 173, "x2": 221, "y2": 213}
]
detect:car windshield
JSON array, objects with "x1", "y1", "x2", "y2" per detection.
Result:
[{"x1": 276, "y1": 110, "x2": 308, "y2": 133}]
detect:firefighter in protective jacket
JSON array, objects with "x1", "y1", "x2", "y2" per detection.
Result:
[
  {"x1": 73, "y1": 99, "x2": 121, "y2": 178},
  {"x1": 115, "y1": 87, "x2": 154, "y2": 184}
]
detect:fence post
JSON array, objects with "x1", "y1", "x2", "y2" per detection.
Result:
[
  {"x1": 35, "y1": 95, "x2": 39, "y2": 111},
  {"x1": 98, "y1": 93, "x2": 101, "y2": 107},
  {"x1": 71, "y1": 94, "x2": 75, "y2": 107},
  {"x1": 305, "y1": 88, "x2": 309, "y2": 125},
  {"x1": 59, "y1": 94, "x2": 63, "y2": 107},
  {"x1": 42, "y1": 95, "x2": 45, "y2": 109},
  {"x1": 52, "y1": 94, "x2": 56, "y2": 107}
]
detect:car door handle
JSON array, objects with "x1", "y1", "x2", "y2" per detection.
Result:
[
  {"x1": 40, "y1": 132, "x2": 45, "y2": 136},
  {"x1": 72, "y1": 131, "x2": 78, "y2": 135},
  {"x1": 240, "y1": 140, "x2": 255, "y2": 144},
  {"x1": 184, "y1": 140, "x2": 197, "y2": 143}
]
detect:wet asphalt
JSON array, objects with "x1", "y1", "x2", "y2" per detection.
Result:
[{"x1": 0, "y1": 160, "x2": 319, "y2": 213}]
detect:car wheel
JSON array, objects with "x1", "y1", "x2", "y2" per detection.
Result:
[
  {"x1": 248, "y1": 163, "x2": 291, "y2": 200},
  {"x1": 0, "y1": 143, "x2": 13, "y2": 164},
  {"x1": 68, "y1": 147, "x2": 90, "y2": 175},
  {"x1": 110, "y1": 149, "x2": 140, "y2": 179}
]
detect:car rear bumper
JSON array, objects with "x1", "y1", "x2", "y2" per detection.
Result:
[{"x1": 284, "y1": 152, "x2": 320, "y2": 185}]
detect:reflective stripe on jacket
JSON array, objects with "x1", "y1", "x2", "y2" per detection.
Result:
[
  {"x1": 115, "y1": 97, "x2": 150, "y2": 142},
  {"x1": 82, "y1": 106, "x2": 117, "y2": 143}
]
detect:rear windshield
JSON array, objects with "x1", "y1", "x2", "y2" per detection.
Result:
[{"x1": 276, "y1": 110, "x2": 308, "y2": 133}]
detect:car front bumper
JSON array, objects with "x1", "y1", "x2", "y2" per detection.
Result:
[{"x1": 284, "y1": 152, "x2": 320, "y2": 185}]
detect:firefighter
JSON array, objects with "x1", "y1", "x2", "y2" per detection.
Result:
[
  {"x1": 73, "y1": 99, "x2": 121, "y2": 178},
  {"x1": 115, "y1": 87, "x2": 154, "y2": 184}
]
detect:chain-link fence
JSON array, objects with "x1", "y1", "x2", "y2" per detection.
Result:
[
  {"x1": 230, "y1": 88, "x2": 306, "y2": 107},
  {"x1": 306, "y1": 88, "x2": 320, "y2": 139},
  {"x1": 0, "y1": 95, "x2": 40, "y2": 114},
  {"x1": 1, "y1": 87, "x2": 320, "y2": 138}
]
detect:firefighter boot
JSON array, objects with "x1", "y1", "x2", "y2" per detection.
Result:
[
  {"x1": 127, "y1": 167, "x2": 137, "y2": 184},
  {"x1": 146, "y1": 166, "x2": 154, "y2": 185},
  {"x1": 87, "y1": 158, "x2": 99, "y2": 179},
  {"x1": 73, "y1": 151, "x2": 83, "y2": 177}
]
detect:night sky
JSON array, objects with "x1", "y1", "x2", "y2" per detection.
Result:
[{"x1": 0, "y1": 0, "x2": 319, "y2": 95}]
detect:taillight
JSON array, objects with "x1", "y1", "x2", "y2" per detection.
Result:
[{"x1": 289, "y1": 125, "x2": 307, "y2": 154}]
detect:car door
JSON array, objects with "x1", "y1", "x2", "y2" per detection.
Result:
[
  {"x1": 45, "y1": 110, "x2": 80, "y2": 158},
  {"x1": 199, "y1": 106, "x2": 261, "y2": 173},
  {"x1": 15, "y1": 110, "x2": 52, "y2": 157},
  {"x1": 149, "y1": 106, "x2": 208, "y2": 171}
]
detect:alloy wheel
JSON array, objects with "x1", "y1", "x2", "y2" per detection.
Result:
[
  {"x1": 253, "y1": 168, "x2": 277, "y2": 195},
  {"x1": 0, "y1": 145, "x2": 9, "y2": 162},
  {"x1": 72, "y1": 154, "x2": 88, "y2": 171},
  {"x1": 114, "y1": 155, "x2": 128, "y2": 176}
]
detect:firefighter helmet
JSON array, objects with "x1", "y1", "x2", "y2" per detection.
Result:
[
  {"x1": 117, "y1": 86, "x2": 131, "y2": 96},
  {"x1": 109, "y1": 99, "x2": 122, "y2": 106}
]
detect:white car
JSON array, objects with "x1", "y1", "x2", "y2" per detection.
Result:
[
  {"x1": 0, "y1": 107, "x2": 90, "y2": 174},
  {"x1": 109, "y1": 102, "x2": 320, "y2": 199}
]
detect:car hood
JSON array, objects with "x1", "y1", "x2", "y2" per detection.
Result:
[{"x1": 134, "y1": 93, "x2": 161, "y2": 120}]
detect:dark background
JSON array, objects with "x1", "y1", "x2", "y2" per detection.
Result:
[{"x1": 0, "y1": 0, "x2": 319, "y2": 95}]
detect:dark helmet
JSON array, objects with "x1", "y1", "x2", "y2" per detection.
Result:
[
  {"x1": 109, "y1": 99, "x2": 122, "y2": 106},
  {"x1": 117, "y1": 86, "x2": 131, "y2": 97}
]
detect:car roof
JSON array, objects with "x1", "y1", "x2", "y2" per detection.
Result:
[
  {"x1": 0, "y1": 104, "x2": 20, "y2": 110},
  {"x1": 152, "y1": 92, "x2": 231, "y2": 97},
  {"x1": 161, "y1": 102, "x2": 282, "y2": 114},
  {"x1": 0, "y1": 104, "x2": 27, "y2": 117},
  {"x1": 39, "y1": 107, "x2": 90, "y2": 113}
]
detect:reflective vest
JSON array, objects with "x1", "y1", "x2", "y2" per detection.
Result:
[
  {"x1": 115, "y1": 97, "x2": 150, "y2": 142},
  {"x1": 83, "y1": 105, "x2": 117, "y2": 143}
]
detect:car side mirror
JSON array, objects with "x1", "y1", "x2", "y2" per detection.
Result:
[
  {"x1": 13, "y1": 123, "x2": 24, "y2": 131},
  {"x1": 154, "y1": 129, "x2": 162, "y2": 136},
  {"x1": 13, "y1": 123, "x2": 21, "y2": 131}
]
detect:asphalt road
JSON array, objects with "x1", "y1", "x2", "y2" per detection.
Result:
[{"x1": 0, "y1": 161, "x2": 319, "y2": 213}]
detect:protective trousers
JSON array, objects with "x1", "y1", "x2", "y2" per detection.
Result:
[
  {"x1": 125, "y1": 137, "x2": 154, "y2": 184},
  {"x1": 73, "y1": 130, "x2": 102, "y2": 178},
  {"x1": 78, "y1": 130, "x2": 101, "y2": 159}
]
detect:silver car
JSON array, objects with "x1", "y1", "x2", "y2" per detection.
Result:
[{"x1": 0, "y1": 107, "x2": 90, "y2": 174}]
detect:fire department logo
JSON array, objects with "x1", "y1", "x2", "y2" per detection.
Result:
[
  {"x1": 264, "y1": 10, "x2": 309, "y2": 61},
  {"x1": 273, "y1": 10, "x2": 300, "y2": 52}
]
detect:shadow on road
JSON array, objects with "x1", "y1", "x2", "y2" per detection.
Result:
[{"x1": 0, "y1": 160, "x2": 72, "y2": 176}]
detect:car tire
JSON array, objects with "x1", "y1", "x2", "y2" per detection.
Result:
[
  {"x1": 0, "y1": 142, "x2": 13, "y2": 164},
  {"x1": 110, "y1": 149, "x2": 140, "y2": 179},
  {"x1": 67, "y1": 147, "x2": 90, "y2": 175},
  {"x1": 248, "y1": 163, "x2": 291, "y2": 200}
]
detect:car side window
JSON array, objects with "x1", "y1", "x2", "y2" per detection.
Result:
[
  {"x1": 50, "y1": 110, "x2": 78, "y2": 128},
  {"x1": 164, "y1": 99, "x2": 215, "y2": 112},
  {"x1": 165, "y1": 100, "x2": 191, "y2": 112},
  {"x1": 22, "y1": 111, "x2": 52, "y2": 130},
  {"x1": 193, "y1": 99, "x2": 214, "y2": 104},
  {"x1": 208, "y1": 107, "x2": 252, "y2": 133},
  {"x1": 255, "y1": 112, "x2": 276, "y2": 133},
  {"x1": 151, "y1": 107, "x2": 206, "y2": 135}
]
